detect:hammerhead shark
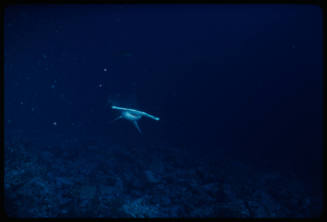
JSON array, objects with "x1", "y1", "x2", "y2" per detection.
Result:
[{"x1": 111, "y1": 105, "x2": 160, "y2": 134}]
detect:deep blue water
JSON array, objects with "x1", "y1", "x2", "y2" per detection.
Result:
[{"x1": 4, "y1": 4, "x2": 323, "y2": 218}]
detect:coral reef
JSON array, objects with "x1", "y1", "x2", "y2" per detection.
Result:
[{"x1": 4, "y1": 133, "x2": 322, "y2": 218}]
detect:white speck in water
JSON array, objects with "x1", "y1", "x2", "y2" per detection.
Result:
[
  {"x1": 51, "y1": 84, "x2": 56, "y2": 89},
  {"x1": 104, "y1": 68, "x2": 107, "y2": 72},
  {"x1": 98, "y1": 84, "x2": 103, "y2": 88},
  {"x1": 20, "y1": 101, "x2": 24, "y2": 105},
  {"x1": 52, "y1": 122, "x2": 57, "y2": 126}
]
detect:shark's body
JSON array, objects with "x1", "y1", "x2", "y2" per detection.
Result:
[{"x1": 111, "y1": 105, "x2": 160, "y2": 134}]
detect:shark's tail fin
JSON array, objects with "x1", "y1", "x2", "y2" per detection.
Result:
[{"x1": 132, "y1": 121, "x2": 142, "y2": 134}]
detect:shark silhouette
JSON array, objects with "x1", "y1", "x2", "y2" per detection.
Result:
[{"x1": 111, "y1": 105, "x2": 160, "y2": 134}]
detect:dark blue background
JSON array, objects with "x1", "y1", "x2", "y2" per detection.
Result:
[{"x1": 4, "y1": 4, "x2": 323, "y2": 196}]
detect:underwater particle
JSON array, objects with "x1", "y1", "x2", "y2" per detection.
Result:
[
  {"x1": 52, "y1": 122, "x2": 57, "y2": 126},
  {"x1": 55, "y1": 25, "x2": 62, "y2": 33},
  {"x1": 20, "y1": 101, "x2": 24, "y2": 105},
  {"x1": 8, "y1": 119, "x2": 11, "y2": 124},
  {"x1": 51, "y1": 80, "x2": 57, "y2": 88},
  {"x1": 42, "y1": 54, "x2": 47, "y2": 59},
  {"x1": 104, "y1": 68, "x2": 107, "y2": 72},
  {"x1": 119, "y1": 50, "x2": 133, "y2": 57},
  {"x1": 59, "y1": 93, "x2": 72, "y2": 104},
  {"x1": 98, "y1": 83, "x2": 103, "y2": 88},
  {"x1": 31, "y1": 107, "x2": 35, "y2": 112}
]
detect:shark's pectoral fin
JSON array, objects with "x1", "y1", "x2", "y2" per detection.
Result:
[
  {"x1": 132, "y1": 120, "x2": 142, "y2": 134},
  {"x1": 110, "y1": 115, "x2": 122, "y2": 124}
]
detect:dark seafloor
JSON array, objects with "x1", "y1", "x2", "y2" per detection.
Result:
[{"x1": 4, "y1": 4, "x2": 323, "y2": 218}]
